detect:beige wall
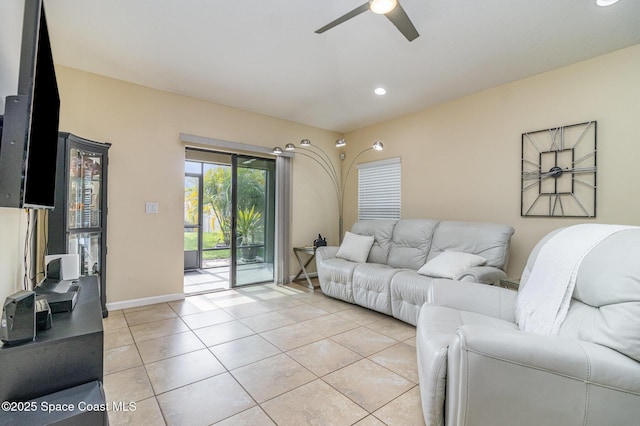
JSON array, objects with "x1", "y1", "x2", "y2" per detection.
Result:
[
  {"x1": 56, "y1": 66, "x2": 340, "y2": 304},
  {"x1": 4, "y1": 40, "x2": 638, "y2": 306},
  {"x1": 343, "y1": 44, "x2": 640, "y2": 277},
  {"x1": 0, "y1": 0, "x2": 26, "y2": 304},
  {"x1": 0, "y1": 209, "x2": 28, "y2": 302}
]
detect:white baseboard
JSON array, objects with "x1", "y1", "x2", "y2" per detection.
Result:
[
  {"x1": 289, "y1": 271, "x2": 318, "y2": 282},
  {"x1": 107, "y1": 292, "x2": 185, "y2": 311}
]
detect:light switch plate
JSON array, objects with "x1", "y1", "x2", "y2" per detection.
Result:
[{"x1": 145, "y1": 202, "x2": 158, "y2": 214}]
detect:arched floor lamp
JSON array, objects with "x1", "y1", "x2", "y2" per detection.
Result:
[{"x1": 273, "y1": 139, "x2": 383, "y2": 242}]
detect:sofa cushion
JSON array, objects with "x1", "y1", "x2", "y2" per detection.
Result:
[
  {"x1": 390, "y1": 270, "x2": 436, "y2": 325},
  {"x1": 557, "y1": 229, "x2": 640, "y2": 362},
  {"x1": 428, "y1": 221, "x2": 514, "y2": 269},
  {"x1": 317, "y1": 258, "x2": 359, "y2": 303},
  {"x1": 351, "y1": 220, "x2": 397, "y2": 264},
  {"x1": 387, "y1": 219, "x2": 439, "y2": 270},
  {"x1": 520, "y1": 228, "x2": 640, "y2": 362},
  {"x1": 417, "y1": 251, "x2": 487, "y2": 279},
  {"x1": 352, "y1": 263, "x2": 400, "y2": 315},
  {"x1": 336, "y1": 231, "x2": 375, "y2": 263}
]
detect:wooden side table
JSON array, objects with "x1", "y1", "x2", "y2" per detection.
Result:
[
  {"x1": 498, "y1": 278, "x2": 520, "y2": 291},
  {"x1": 293, "y1": 246, "x2": 317, "y2": 290}
]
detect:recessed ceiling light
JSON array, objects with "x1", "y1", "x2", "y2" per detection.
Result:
[
  {"x1": 596, "y1": 0, "x2": 620, "y2": 6},
  {"x1": 374, "y1": 87, "x2": 387, "y2": 95}
]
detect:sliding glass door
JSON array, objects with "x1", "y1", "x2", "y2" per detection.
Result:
[
  {"x1": 184, "y1": 171, "x2": 201, "y2": 271},
  {"x1": 184, "y1": 149, "x2": 275, "y2": 288},
  {"x1": 232, "y1": 155, "x2": 276, "y2": 286}
]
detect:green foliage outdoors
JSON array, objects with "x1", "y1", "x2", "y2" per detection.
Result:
[
  {"x1": 184, "y1": 163, "x2": 267, "y2": 262},
  {"x1": 237, "y1": 206, "x2": 263, "y2": 246},
  {"x1": 183, "y1": 231, "x2": 230, "y2": 260}
]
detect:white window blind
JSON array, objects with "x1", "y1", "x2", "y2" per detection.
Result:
[{"x1": 358, "y1": 157, "x2": 401, "y2": 220}]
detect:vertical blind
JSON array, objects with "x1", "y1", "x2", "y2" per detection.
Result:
[{"x1": 357, "y1": 157, "x2": 401, "y2": 220}]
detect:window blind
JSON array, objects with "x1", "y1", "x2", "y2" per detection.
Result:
[{"x1": 357, "y1": 157, "x2": 401, "y2": 220}]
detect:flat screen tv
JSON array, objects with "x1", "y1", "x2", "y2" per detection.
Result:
[{"x1": 0, "y1": 0, "x2": 60, "y2": 209}]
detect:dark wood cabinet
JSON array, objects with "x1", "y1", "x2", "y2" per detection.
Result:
[
  {"x1": 49, "y1": 133, "x2": 111, "y2": 317},
  {"x1": 0, "y1": 276, "x2": 104, "y2": 403}
]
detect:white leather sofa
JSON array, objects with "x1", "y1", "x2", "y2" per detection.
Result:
[
  {"x1": 315, "y1": 219, "x2": 515, "y2": 325},
  {"x1": 416, "y1": 226, "x2": 640, "y2": 425}
]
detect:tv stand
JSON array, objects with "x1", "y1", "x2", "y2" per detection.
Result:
[{"x1": 0, "y1": 276, "x2": 104, "y2": 404}]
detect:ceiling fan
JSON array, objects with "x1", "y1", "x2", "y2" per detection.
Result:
[{"x1": 315, "y1": 0, "x2": 419, "y2": 42}]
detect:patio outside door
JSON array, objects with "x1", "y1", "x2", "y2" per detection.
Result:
[
  {"x1": 183, "y1": 173, "x2": 201, "y2": 270},
  {"x1": 184, "y1": 150, "x2": 275, "y2": 287},
  {"x1": 231, "y1": 155, "x2": 276, "y2": 286}
]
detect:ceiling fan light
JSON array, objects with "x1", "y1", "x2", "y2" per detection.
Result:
[
  {"x1": 369, "y1": 0, "x2": 397, "y2": 15},
  {"x1": 335, "y1": 138, "x2": 347, "y2": 147}
]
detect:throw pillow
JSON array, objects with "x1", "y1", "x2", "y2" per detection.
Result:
[
  {"x1": 336, "y1": 231, "x2": 375, "y2": 263},
  {"x1": 417, "y1": 251, "x2": 487, "y2": 279}
]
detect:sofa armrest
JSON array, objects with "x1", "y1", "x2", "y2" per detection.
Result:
[
  {"x1": 454, "y1": 265, "x2": 507, "y2": 283},
  {"x1": 447, "y1": 325, "x2": 640, "y2": 425},
  {"x1": 427, "y1": 279, "x2": 517, "y2": 322},
  {"x1": 315, "y1": 246, "x2": 339, "y2": 262}
]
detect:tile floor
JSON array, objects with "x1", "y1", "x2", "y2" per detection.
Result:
[
  {"x1": 183, "y1": 268, "x2": 230, "y2": 294},
  {"x1": 184, "y1": 264, "x2": 277, "y2": 295},
  {"x1": 103, "y1": 280, "x2": 425, "y2": 425}
]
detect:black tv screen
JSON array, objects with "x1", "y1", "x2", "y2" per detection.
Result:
[{"x1": 0, "y1": 0, "x2": 60, "y2": 209}]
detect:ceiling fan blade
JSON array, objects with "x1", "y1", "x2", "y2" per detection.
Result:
[
  {"x1": 315, "y1": 3, "x2": 370, "y2": 34},
  {"x1": 385, "y1": 3, "x2": 419, "y2": 41}
]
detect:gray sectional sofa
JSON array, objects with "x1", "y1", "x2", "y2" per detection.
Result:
[{"x1": 315, "y1": 219, "x2": 514, "y2": 325}]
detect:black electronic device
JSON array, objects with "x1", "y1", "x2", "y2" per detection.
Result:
[
  {"x1": 37, "y1": 291, "x2": 78, "y2": 314},
  {"x1": 35, "y1": 280, "x2": 79, "y2": 314},
  {"x1": 314, "y1": 234, "x2": 327, "y2": 248},
  {"x1": 46, "y1": 256, "x2": 62, "y2": 280},
  {"x1": 35, "y1": 297, "x2": 52, "y2": 331},
  {"x1": 36, "y1": 258, "x2": 80, "y2": 313},
  {"x1": 0, "y1": 0, "x2": 60, "y2": 209},
  {"x1": 1, "y1": 290, "x2": 36, "y2": 345}
]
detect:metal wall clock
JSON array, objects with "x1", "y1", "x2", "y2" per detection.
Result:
[{"x1": 521, "y1": 121, "x2": 597, "y2": 217}]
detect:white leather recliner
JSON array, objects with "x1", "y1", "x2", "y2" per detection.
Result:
[{"x1": 416, "y1": 226, "x2": 640, "y2": 425}]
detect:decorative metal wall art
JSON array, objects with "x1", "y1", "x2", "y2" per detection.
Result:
[{"x1": 521, "y1": 121, "x2": 597, "y2": 217}]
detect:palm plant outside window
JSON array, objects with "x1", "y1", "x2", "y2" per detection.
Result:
[{"x1": 184, "y1": 162, "x2": 267, "y2": 264}]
